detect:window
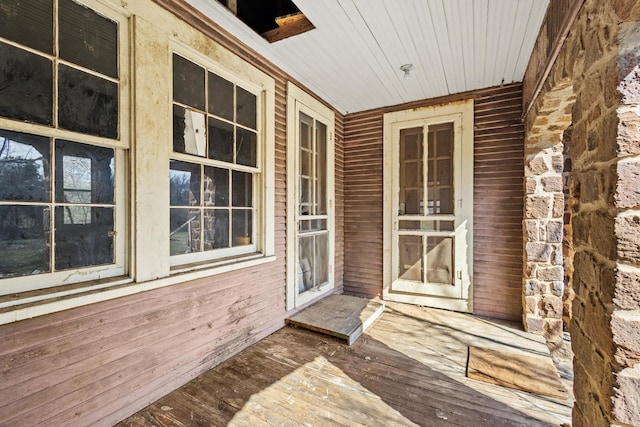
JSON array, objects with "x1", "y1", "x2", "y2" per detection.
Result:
[
  {"x1": 0, "y1": 0, "x2": 127, "y2": 295},
  {"x1": 170, "y1": 52, "x2": 265, "y2": 266}
]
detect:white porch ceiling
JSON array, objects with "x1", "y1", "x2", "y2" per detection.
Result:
[{"x1": 187, "y1": 0, "x2": 549, "y2": 114}]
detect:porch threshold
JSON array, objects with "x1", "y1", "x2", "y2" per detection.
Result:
[{"x1": 286, "y1": 294, "x2": 385, "y2": 345}]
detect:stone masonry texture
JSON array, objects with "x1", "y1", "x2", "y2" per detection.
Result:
[{"x1": 525, "y1": 1, "x2": 640, "y2": 426}]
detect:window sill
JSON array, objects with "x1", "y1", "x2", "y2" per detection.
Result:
[{"x1": 0, "y1": 254, "x2": 276, "y2": 326}]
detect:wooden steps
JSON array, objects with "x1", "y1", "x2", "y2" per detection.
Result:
[{"x1": 286, "y1": 294, "x2": 385, "y2": 344}]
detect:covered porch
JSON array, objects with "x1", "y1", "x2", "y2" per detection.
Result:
[{"x1": 119, "y1": 302, "x2": 573, "y2": 426}]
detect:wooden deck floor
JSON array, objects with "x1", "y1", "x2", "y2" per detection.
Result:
[{"x1": 118, "y1": 302, "x2": 573, "y2": 427}]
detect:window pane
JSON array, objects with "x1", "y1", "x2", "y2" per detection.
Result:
[
  {"x1": 0, "y1": 205, "x2": 50, "y2": 278},
  {"x1": 203, "y1": 209, "x2": 229, "y2": 250},
  {"x1": 314, "y1": 233, "x2": 329, "y2": 287},
  {"x1": 54, "y1": 206, "x2": 114, "y2": 270},
  {"x1": 236, "y1": 86, "x2": 256, "y2": 129},
  {"x1": 236, "y1": 128, "x2": 256, "y2": 167},
  {"x1": 58, "y1": 64, "x2": 118, "y2": 138},
  {"x1": 208, "y1": 117, "x2": 233, "y2": 163},
  {"x1": 172, "y1": 105, "x2": 206, "y2": 156},
  {"x1": 232, "y1": 170, "x2": 252, "y2": 207},
  {"x1": 204, "y1": 166, "x2": 229, "y2": 206},
  {"x1": 55, "y1": 140, "x2": 114, "y2": 204},
  {"x1": 58, "y1": 0, "x2": 118, "y2": 78},
  {"x1": 0, "y1": 42, "x2": 53, "y2": 126},
  {"x1": 298, "y1": 235, "x2": 313, "y2": 293},
  {"x1": 173, "y1": 54, "x2": 204, "y2": 110},
  {"x1": 316, "y1": 121, "x2": 327, "y2": 215},
  {"x1": 300, "y1": 113, "x2": 312, "y2": 149},
  {"x1": 208, "y1": 72, "x2": 233, "y2": 121},
  {"x1": 426, "y1": 236, "x2": 453, "y2": 285},
  {"x1": 0, "y1": 130, "x2": 50, "y2": 202},
  {"x1": 170, "y1": 208, "x2": 201, "y2": 255},
  {"x1": 0, "y1": 0, "x2": 53, "y2": 54},
  {"x1": 232, "y1": 209, "x2": 251, "y2": 246},
  {"x1": 170, "y1": 160, "x2": 200, "y2": 207},
  {"x1": 398, "y1": 235, "x2": 422, "y2": 281}
]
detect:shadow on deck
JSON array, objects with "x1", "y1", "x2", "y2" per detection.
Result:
[{"x1": 118, "y1": 302, "x2": 573, "y2": 426}]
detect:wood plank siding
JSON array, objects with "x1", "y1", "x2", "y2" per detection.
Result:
[
  {"x1": 0, "y1": 0, "x2": 343, "y2": 425},
  {"x1": 522, "y1": 0, "x2": 585, "y2": 113},
  {"x1": 343, "y1": 83, "x2": 525, "y2": 321}
]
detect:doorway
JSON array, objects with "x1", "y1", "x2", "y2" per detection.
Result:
[{"x1": 383, "y1": 100, "x2": 474, "y2": 312}]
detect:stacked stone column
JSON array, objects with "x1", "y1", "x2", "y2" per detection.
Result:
[{"x1": 523, "y1": 82, "x2": 574, "y2": 344}]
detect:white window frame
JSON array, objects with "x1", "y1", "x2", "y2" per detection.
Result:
[
  {"x1": 286, "y1": 82, "x2": 335, "y2": 311},
  {"x1": 0, "y1": 0, "x2": 130, "y2": 296},
  {"x1": 167, "y1": 44, "x2": 275, "y2": 273}
]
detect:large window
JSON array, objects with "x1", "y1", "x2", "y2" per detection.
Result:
[
  {"x1": 170, "y1": 53, "x2": 263, "y2": 265},
  {"x1": 0, "y1": 0, "x2": 127, "y2": 295}
]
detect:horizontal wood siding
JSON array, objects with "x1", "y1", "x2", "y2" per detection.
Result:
[
  {"x1": 343, "y1": 84, "x2": 524, "y2": 321},
  {"x1": 473, "y1": 84, "x2": 525, "y2": 320},
  {"x1": 0, "y1": 1, "x2": 344, "y2": 426},
  {"x1": 522, "y1": 0, "x2": 585, "y2": 112}
]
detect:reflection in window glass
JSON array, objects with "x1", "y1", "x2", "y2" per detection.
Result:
[
  {"x1": 232, "y1": 209, "x2": 252, "y2": 246},
  {"x1": 236, "y1": 128, "x2": 256, "y2": 167},
  {"x1": 54, "y1": 206, "x2": 113, "y2": 270},
  {"x1": 58, "y1": 64, "x2": 118, "y2": 139},
  {"x1": 232, "y1": 171, "x2": 252, "y2": 207},
  {"x1": 204, "y1": 209, "x2": 229, "y2": 250},
  {"x1": 0, "y1": 206, "x2": 50, "y2": 278},
  {"x1": 55, "y1": 140, "x2": 114, "y2": 204},
  {"x1": 170, "y1": 208, "x2": 200, "y2": 255},
  {"x1": 170, "y1": 161, "x2": 201, "y2": 206},
  {"x1": 0, "y1": 130, "x2": 50, "y2": 202},
  {"x1": 0, "y1": 42, "x2": 53, "y2": 126},
  {"x1": 204, "y1": 167, "x2": 229, "y2": 207}
]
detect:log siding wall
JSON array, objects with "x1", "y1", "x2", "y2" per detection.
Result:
[
  {"x1": 0, "y1": 0, "x2": 344, "y2": 425},
  {"x1": 343, "y1": 83, "x2": 524, "y2": 321}
]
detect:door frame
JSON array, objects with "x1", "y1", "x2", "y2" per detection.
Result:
[
  {"x1": 382, "y1": 99, "x2": 474, "y2": 312},
  {"x1": 286, "y1": 82, "x2": 335, "y2": 311}
]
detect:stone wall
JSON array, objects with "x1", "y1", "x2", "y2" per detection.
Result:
[
  {"x1": 524, "y1": 81, "x2": 574, "y2": 343},
  {"x1": 525, "y1": 0, "x2": 640, "y2": 425}
]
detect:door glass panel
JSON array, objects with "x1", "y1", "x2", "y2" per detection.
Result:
[
  {"x1": 315, "y1": 121, "x2": 327, "y2": 215},
  {"x1": 296, "y1": 111, "x2": 330, "y2": 299},
  {"x1": 427, "y1": 123, "x2": 453, "y2": 214},
  {"x1": 398, "y1": 234, "x2": 422, "y2": 281},
  {"x1": 298, "y1": 235, "x2": 314, "y2": 292},
  {"x1": 314, "y1": 233, "x2": 328, "y2": 286},
  {"x1": 399, "y1": 128, "x2": 423, "y2": 215},
  {"x1": 426, "y1": 236, "x2": 453, "y2": 285}
]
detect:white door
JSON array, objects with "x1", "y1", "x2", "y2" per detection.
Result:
[
  {"x1": 383, "y1": 101, "x2": 473, "y2": 312},
  {"x1": 286, "y1": 84, "x2": 335, "y2": 310}
]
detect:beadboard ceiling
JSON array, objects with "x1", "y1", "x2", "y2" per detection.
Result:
[{"x1": 187, "y1": 0, "x2": 549, "y2": 114}]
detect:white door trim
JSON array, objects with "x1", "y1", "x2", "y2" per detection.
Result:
[{"x1": 382, "y1": 99, "x2": 474, "y2": 312}]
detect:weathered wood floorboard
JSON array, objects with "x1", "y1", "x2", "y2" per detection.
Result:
[{"x1": 117, "y1": 302, "x2": 572, "y2": 427}]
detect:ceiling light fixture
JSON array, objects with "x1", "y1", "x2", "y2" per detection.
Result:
[{"x1": 400, "y1": 64, "x2": 414, "y2": 80}]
